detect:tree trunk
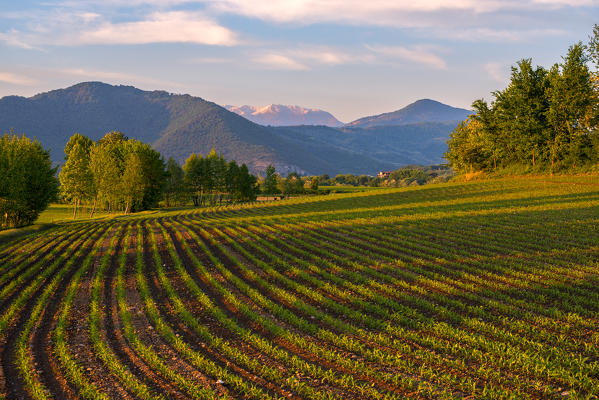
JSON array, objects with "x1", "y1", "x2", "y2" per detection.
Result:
[
  {"x1": 532, "y1": 148, "x2": 535, "y2": 167},
  {"x1": 89, "y1": 197, "x2": 97, "y2": 218},
  {"x1": 73, "y1": 198, "x2": 78, "y2": 220}
]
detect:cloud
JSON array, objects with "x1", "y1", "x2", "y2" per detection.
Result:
[
  {"x1": 250, "y1": 46, "x2": 359, "y2": 70},
  {"x1": 206, "y1": 0, "x2": 597, "y2": 26},
  {"x1": 188, "y1": 57, "x2": 231, "y2": 64},
  {"x1": 436, "y1": 27, "x2": 566, "y2": 42},
  {"x1": 253, "y1": 54, "x2": 308, "y2": 70},
  {"x1": 484, "y1": 62, "x2": 510, "y2": 83},
  {"x1": 210, "y1": 0, "x2": 496, "y2": 24},
  {"x1": 76, "y1": 11, "x2": 237, "y2": 46},
  {"x1": 250, "y1": 44, "x2": 447, "y2": 70},
  {"x1": 0, "y1": 11, "x2": 238, "y2": 48},
  {"x1": 0, "y1": 72, "x2": 36, "y2": 86},
  {"x1": 532, "y1": 0, "x2": 598, "y2": 6},
  {"x1": 0, "y1": 29, "x2": 38, "y2": 49},
  {"x1": 56, "y1": 68, "x2": 185, "y2": 88},
  {"x1": 367, "y1": 45, "x2": 447, "y2": 69}
]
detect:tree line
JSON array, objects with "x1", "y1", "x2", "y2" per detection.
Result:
[
  {"x1": 314, "y1": 165, "x2": 452, "y2": 188},
  {"x1": 164, "y1": 150, "x2": 259, "y2": 207},
  {"x1": 60, "y1": 132, "x2": 262, "y2": 217},
  {"x1": 446, "y1": 25, "x2": 599, "y2": 174},
  {"x1": 0, "y1": 130, "x2": 264, "y2": 229}
]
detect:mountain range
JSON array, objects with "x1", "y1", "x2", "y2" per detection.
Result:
[
  {"x1": 0, "y1": 82, "x2": 471, "y2": 176},
  {"x1": 225, "y1": 104, "x2": 344, "y2": 127}
]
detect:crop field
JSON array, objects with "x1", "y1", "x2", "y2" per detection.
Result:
[{"x1": 0, "y1": 175, "x2": 598, "y2": 400}]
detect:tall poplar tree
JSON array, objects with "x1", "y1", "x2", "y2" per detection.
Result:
[
  {"x1": 59, "y1": 133, "x2": 94, "y2": 218},
  {"x1": 262, "y1": 164, "x2": 279, "y2": 197},
  {"x1": 164, "y1": 157, "x2": 185, "y2": 207}
]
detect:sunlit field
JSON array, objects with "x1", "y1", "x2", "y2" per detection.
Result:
[{"x1": 1, "y1": 174, "x2": 598, "y2": 399}]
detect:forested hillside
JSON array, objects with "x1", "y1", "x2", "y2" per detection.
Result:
[
  {"x1": 0, "y1": 83, "x2": 461, "y2": 176},
  {"x1": 347, "y1": 99, "x2": 471, "y2": 128},
  {"x1": 271, "y1": 122, "x2": 455, "y2": 166},
  {"x1": 0, "y1": 83, "x2": 391, "y2": 175}
]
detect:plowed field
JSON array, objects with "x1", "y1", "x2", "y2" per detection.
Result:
[{"x1": 1, "y1": 176, "x2": 598, "y2": 399}]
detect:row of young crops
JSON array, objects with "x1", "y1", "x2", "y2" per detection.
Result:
[{"x1": 0, "y1": 175, "x2": 598, "y2": 399}]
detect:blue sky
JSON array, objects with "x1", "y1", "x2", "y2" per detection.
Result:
[{"x1": 0, "y1": 0, "x2": 597, "y2": 122}]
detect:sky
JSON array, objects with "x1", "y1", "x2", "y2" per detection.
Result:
[{"x1": 0, "y1": 1, "x2": 597, "y2": 122}]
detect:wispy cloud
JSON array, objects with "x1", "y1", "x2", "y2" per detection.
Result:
[
  {"x1": 76, "y1": 11, "x2": 237, "y2": 46},
  {"x1": 252, "y1": 54, "x2": 308, "y2": 70},
  {"x1": 367, "y1": 45, "x2": 447, "y2": 69},
  {"x1": 206, "y1": 0, "x2": 597, "y2": 26},
  {"x1": 249, "y1": 44, "x2": 447, "y2": 71},
  {"x1": 0, "y1": 10, "x2": 238, "y2": 48},
  {"x1": 56, "y1": 68, "x2": 185, "y2": 88},
  {"x1": 0, "y1": 72, "x2": 36, "y2": 86},
  {"x1": 436, "y1": 27, "x2": 566, "y2": 42},
  {"x1": 250, "y1": 46, "x2": 357, "y2": 70},
  {"x1": 532, "y1": 0, "x2": 598, "y2": 6},
  {"x1": 187, "y1": 57, "x2": 231, "y2": 64},
  {"x1": 484, "y1": 62, "x2": 510, "y2": 83}
]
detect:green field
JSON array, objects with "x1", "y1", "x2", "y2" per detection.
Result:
[{"x1": 0, "y1": 174, "x2": 598, "y2": 399}]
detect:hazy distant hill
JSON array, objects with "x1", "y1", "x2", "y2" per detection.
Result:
[
  {"x1": 347, "y1": 99, "x2": 471, "y2": 128},
  {"x1": 226, "y1": 104, "x2": 344, "y2": 127},
  {"x1": 269, "y1": 122, "x2": 455, "y2": 167},
  {"x1": 0, "y1": 82, "x2": 394, "y2": 175}
]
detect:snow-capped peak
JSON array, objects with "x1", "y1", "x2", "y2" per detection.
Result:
[{"x1": 225, "y1": 104, "x2": 343, "y2": 127}]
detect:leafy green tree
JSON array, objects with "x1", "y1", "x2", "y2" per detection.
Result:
[
  {"x1": 120, "y1": 152, "x2": 146, "y2": 213},
  {"x1": 88, "y1": 131, "x2": 165, "y2": 213},
  {"x1": 589, "y1": 24, "x2": 599, "y2": 70},
  {"x1": 59, "y1": 133, "x2": 94, "y2": 219},
  {"x1": 262, "y1": 164, "x2": 279, "y2": 197},
  {"x1": 236, "y1": 163, "x2": 258, "y2": 201},
  {"x1": 283, "y1": 172, "x2": 304, "y2": 195},
  {"x1": 493, "y1": 59, "x2": 549, "y2": 166},
  {"x1": 164, "y1": 157, "x2": 185, "y2": 207},
  {"x1": 90, "y1": 131, "x2": 126, "y2": 213},
  {"x1": 318, "y1": 174, "x2": 330, "y2": 185},
  {"x1": 446, "y1": 28, "x2": 599, "y2": 174},
  {"x1": 0, "y1": 133, "x2": 58, "y2": 229},
  {"x1": 127, "y1": 140, "x2": 166, "y2": 209},
  {"x1": 310, "y1": 176, "x2": 319, "y2": 191},
  {"x1": 183, "y1": 153, "x2": 205, "y2": 206},
  {"x1": 207, "y1": 149, "x2": 227, "y2": 204},
  {"x1": 445, "y1": 118, "x2": 490, "y2": 173},
  {"x1": 471, "y1": 99, "x2": 501, "y2": 170},
  {"x1": 225, "y1": 160, "x2": 240, "y2": 201},
  {"x1": 546, "y1": 44, "x2": 597, "y2": 170}
]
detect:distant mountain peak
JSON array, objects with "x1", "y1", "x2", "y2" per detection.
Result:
[
  {"x1": 225, "y1": 104, "x2": 344, "y2": 127},
  {"x1": 347, "y1": 99, "x2": 472, "y2": 129}
]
